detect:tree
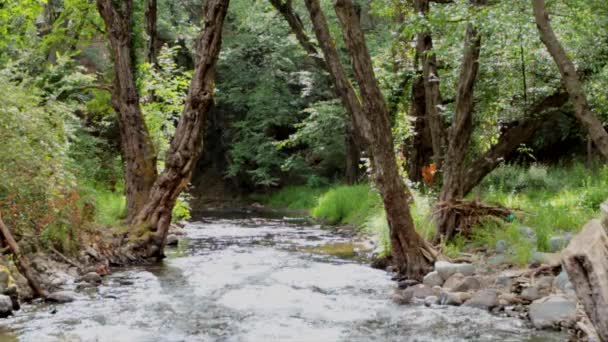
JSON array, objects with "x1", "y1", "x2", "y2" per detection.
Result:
[
  {"x1": 269, "y1": 0, "x2": 365, "y2": 184},
  {"x1": 130, "y1": 0, "x2": 230, "y2": 258},
  {"x1": 532, "y1": 0, "x2": 608, "y2": 160},
  {"x1": 96, "y1": 0, "x2": 158, "y2": 222},
  {"x1": 305, "y1": 0, "x2": 436, "y2": 279},
  {"x1": 145, "y1": 0, "x2": 159, "y2": 65}
]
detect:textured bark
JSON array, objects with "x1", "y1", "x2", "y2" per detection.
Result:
[
  {"x1": 532, "y1": 0, "x2": 608, "y2": 160},
  {"x1": 404, "y1": 72, "x2": 433, "y2": 182},
  {"x1": 97, "y1": 0, "x2": 158, "y2": 222},
  {"x1": 0, "y1": 214, "x2": 47, "y2": 299},
  {"x1": 270, "y1": 0, "x2": 363, "y2": 182},
  {"x1": 562, "y1": 219, "x2": 608, "y2": 342},
  {"x1": 145, "y1": 0, "x2": 159, "y2": 65},
  {"x1": 461, "y1": 92, "x2": 568, "y2": 196},
  {"x1": 434, "y1": 23, "x2": 482, "y2": 243},
  {"x1": 324, "y1": 0, "x2": 435, "y2": 279},
  {"x1": 414, "y1": 0, "x2": 447, "y2": 167},
  {"x1": 133, "y1": 0, "x2": 230, "y2": 258}
]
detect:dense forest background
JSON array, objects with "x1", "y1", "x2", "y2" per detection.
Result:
[{"x1": 1, "y1": 0, "x2": 607, "y2": 263}]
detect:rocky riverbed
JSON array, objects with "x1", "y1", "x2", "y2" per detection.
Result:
[{"x1": 0, "y1": 212, "x2": 569, "y2": 341}]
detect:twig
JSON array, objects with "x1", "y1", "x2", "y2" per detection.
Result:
[{"x1": 51, "y1": 247, "x2": 83, "y2": 271}]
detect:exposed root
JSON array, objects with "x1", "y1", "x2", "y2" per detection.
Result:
[{"x1": 434, "y1": 199, "x2": 520, "y2": 238}]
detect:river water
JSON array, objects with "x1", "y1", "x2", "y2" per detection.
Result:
[{"x1": 0, "y1": 212, "x2": 565, "y2": 341}]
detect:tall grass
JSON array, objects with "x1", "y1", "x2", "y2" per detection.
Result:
[
  {"x1": 92, "y1": 188, "x2": 126, "y2": 226},
  {"x1": 312, "y1": 184, "x2": 381, "y2": 225}
]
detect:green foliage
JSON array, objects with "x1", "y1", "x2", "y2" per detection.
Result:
[
  {"x1": 172, "y1": 194, "x2": 192, "y2": 222},
  {"x1": 261, "y1": 185, "x2": 329, "y2": 210}
]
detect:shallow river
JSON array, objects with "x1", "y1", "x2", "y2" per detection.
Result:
[{"x1": 0, "y1": 212, "x2": 565, "y2": 341}]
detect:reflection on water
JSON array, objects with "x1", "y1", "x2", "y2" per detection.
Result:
[{"x1": 0, "y1": 213, "x2": 565, "y2": 341}]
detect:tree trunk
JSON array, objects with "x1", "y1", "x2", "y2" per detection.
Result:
[
  {"x1": 434, "y1": 23, "x2": 482, "y2": 244},
  {"x1": 461, "y1": 91, "x2": 568, "y2": 196},
  {"x1": 414, "y1": 0, "x2": 447, "y2": 168},
  {"x1": 97, "y1": 0, "x2": 158, "y2": 222},
  {"x1": 132, "y1": 0, "x2": 230, "y2": 258},
  {"x1": 145, "y1": 0, "x2": 159, "y2": 65},
  {"x1": 404, "y1": 71, "x2": 433, "y2": 183},
  {"x1": 0, "y1": 214, "x2": 47, "y2": 299},
  {"x1": 307, "y1": 0, "x2": 435, "y2": 279},
  {"x1": 562, "y1": 219, "x2": 608, "y2": 342},
  {"x1": 532, "y1": 0, "x2": 608, "y2": 160},
  {"x1": 269, "y1": 0, "x2": 364, "y2": 182}
]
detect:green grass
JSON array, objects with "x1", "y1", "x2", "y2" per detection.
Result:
[
  {"x1": 92, "y1": 188, "x2": 126, "y2": 226},
  {"x1": 253, "y1": 185, "x2": 329, "y2": 210},
  {"x1": 312, "y1": 184, "x2": 381, "y2": 225}
]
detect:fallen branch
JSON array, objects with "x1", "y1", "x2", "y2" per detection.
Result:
[
  {"x1": 51, "y1": 247, "x2": 83, "y2": 271},
  {"x1": 0, "y1": 213, "x2": 47, "y2": 299}
]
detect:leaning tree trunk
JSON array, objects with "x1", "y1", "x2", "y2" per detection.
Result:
[
  {"x1": 269, "y1": 0, "x2": 363, "y2": 183},
  {"x1": 97, "y1": 0, "x2": 158, "y2": 222},
  {"x1": 306, "y1": 0, "x2": 434, "y2": 279},
  {"x1": 433, "y1": 23, "x2": 482, "y2": 244},
  {"x1": 414, "y1": 0, "x2": 447, "y2": 168},
  {"x1": 131, "y1": 0, "x2": 230, "y2": 259},
  {"x1": 532, "y1": 0, "x2": 608, "y2": 160}
]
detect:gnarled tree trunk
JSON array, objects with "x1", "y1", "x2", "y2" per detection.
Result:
[
  {"x1": 97, "y1": 0, "x2": 158, "y2": 222},
  {"x1": 304, "y1": 0, "x2": 435, "y2": 279},
  {"x1": 433, "y1": 23, "x2": 482, "y2": 244},
  {"x1": 132, "y1": 0, "x2": 230, "y2": 258},
  {"x1": 532, "y1": 0, "x2": 608, "y2": 160}
]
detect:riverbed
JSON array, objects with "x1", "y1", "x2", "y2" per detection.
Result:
[{"x1": 0, "y1": 212, "x2": 565, "y2": 341}]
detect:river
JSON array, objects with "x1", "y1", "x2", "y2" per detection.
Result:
[{"x1": 0, "y1": 212, "x2": 565, "y2": 341}]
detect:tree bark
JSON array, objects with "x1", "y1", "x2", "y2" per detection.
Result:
[
  {"x1": 308, "y1": 0, "x2": 435, "y2": 279},
  {"x1": 403, "y1": 71, "x2": 433, "y2": 183},
  {"x1": 97, "y1": 0, "x2": 158, "y2": 222},
  {"x1": 269, "y1": 0, "x2": 363, "y2": 183},
  {"x1": 132, "y1": 0, "x2": 230, "y2": 258},
  {"x1": 532, "y1": 0, "x2": 608, "y2": 160},
  {"x1": 434, "y1": 23, "x2": 482, "y2": 243},
  {"x1": 414, "y1": 0, "x2": 448, "y2": 168},
  {"x1": 461, "y1": 91, "x2": 568, "y2": 196},
  {"x1": 0, "y1": 214, "x2": 47, "y2": 299},
  {"x1": 145, "y1": 0, "x2": 159, "y2": 65},
  {"x1": 562, "y1": 219, "x2": 608, "y2": 342}
]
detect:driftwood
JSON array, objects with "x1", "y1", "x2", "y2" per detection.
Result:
[
  {"x1": 562, "y1": 219, "x2": 608, "y2": 342},
  {"x1": 0, "y1": 214, "x2": 47, "y2": 299}
]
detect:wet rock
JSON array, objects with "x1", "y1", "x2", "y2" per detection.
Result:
[
  {"x1": 424, "y1": 296, "x2": 438, "y2": 307},
  {"x1": 13, "y1": 272, "x2": 33, "y2": 301},
  {"x1": 422, "y1": 271, "x2": 443, "y2": 287},
  {"x1": 403, "y1": 284, "x2": 438, "y2": 299},
  {"x1": 521, "y1": 287, "x2": 542, "y2": 302},
  {"x1": 553, "y1": 270, "x2": 575, "y2": 295},
  {"x1": 397, "y1": 279, "x2": 419, "y2": 289},
  {"x1": 452, "y1": 276, "x2": 481, "y2": 292},
  {"x1": 391, "y1": 292, "x2": 410, "y2": 305},
  {"x1": 439, "y1": 291, "x2": 465, "y2": 306},
  {"x1": 443, "y1": 273, "x2": 464, "y2": 290},
  {"x1": 494, "y1": 270, "x2": 523, "y2": 291},
  {"x1": 529, "y1": 295, "x2": 577, "y2": 329},
  {"x1": 0, "y1": 295, "x2": 12, "y2": 318},
  {"x1": 548, "y1": 234, "x2": 572, "y2": 252},
  {"x1": 498, "y1": 292, "x2": 521, "y2": 306},
  {"x1": 47, "y1": 291, "x2": 77, "y2": 303},
  {"x1": 166, "y1": 235, "x2": 179, "y2": 247},
  {"x1": 79, "y1": 272, "x2": 102, "y2": 285},
  {"x1": 463, "y1": 290, "x2": 499, "y2": 311},
  {"x1": 495, "y1": 240, "x2": 508, "y2": 253},
  {"x1": 435, "y1": 261, "x2": 475, "y2": 281}
]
